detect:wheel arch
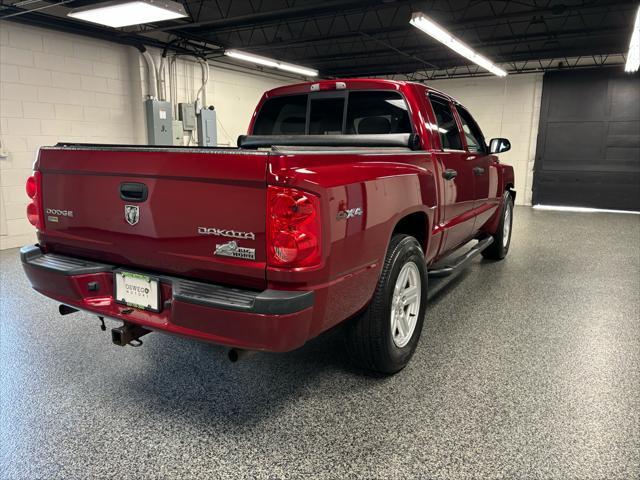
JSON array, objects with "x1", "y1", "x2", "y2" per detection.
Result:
[
  {"x1": 391, "y1": 211, "x2": 429, "y2": 254},
  {"x1": 505, "y1": 182, "x2": 517, "y2": 203}
]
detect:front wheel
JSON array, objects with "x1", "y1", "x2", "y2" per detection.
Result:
[
  {"x1": 344, "y1": 234, "x2": 428, "y2": 374},
  {"x1": 482, "y1": 191, "x2": 513, "y2": 260}
]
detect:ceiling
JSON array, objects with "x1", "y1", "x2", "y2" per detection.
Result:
[{"x1": 2, "y1": 0, "x2": 637, "y2": 78}]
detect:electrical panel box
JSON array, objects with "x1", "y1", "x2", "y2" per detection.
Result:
[
  {"x1": 172, "y1": 120, "x2": 184, "y2": 146},
  {"x1": 178, "y1": 102, "x2": 196, "y2": 131},
  {"x1": 197, "y1": 108, "x2": 217, "y2": 147},
  {"x1": 144, "y1": 99, "x2": 172, "y2": 146}
]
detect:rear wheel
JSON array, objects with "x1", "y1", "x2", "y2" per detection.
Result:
[
  {"x1": 482, "y1": 190, "x2": 513, "y2": 260},
  {"x1": 344, "y1": 234, "x2": 428, "y2": 374}
]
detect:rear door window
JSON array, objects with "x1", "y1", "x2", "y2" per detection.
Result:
[
  {"x1": 429, "y1": 96, "x2": 463, "y2": 150},
  {"x1": 253, "y1": 95, "x2": 307, "y2": 135}
]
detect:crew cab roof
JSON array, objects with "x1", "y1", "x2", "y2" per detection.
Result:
[{"x1": 261, "y1": 78, "x2": 459, "y2": 105}]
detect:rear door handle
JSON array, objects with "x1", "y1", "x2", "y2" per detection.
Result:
[
  {"x1": 120, "y1": 182, "x2": 148, "y2": 202},
  {"x1": 442, "y1": 169, "x2": 458, "y2": 180},
  {"x1": 473, "y1": 166, "x2": 485, "y2": 175}
]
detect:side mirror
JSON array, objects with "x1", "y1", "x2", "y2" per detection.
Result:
[{"x1": 489, "y1": 138, "x2": 511, "y2": 154}]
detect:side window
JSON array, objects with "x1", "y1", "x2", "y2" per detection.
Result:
[
  {"x1": 429, "y1": 96, "x2": 463, "y2": 150},
  {"x1": 253, "y1": 95, "x2": 307, "y2": 135},
  {"x1": 456, "y1": 107, "x2": 486, "y2": 153},
  {"x1": 345, "y1": 91, "x2": 412, "y2": 134}
]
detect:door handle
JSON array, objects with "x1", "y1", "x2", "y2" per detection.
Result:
[
  {"x1": 473, "y1": 166, "x2": 485, "y2": 175},
  {"x1": 442, "y1": 169, "x2": 458, "y2": 180},
  {"x1": 120, "y1": 182, "x2": 148, "y2": 202}
]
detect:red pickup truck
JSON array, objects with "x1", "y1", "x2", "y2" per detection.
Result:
[{"x1": 21, "y1": 79, "x2": 514, "y2": 374}]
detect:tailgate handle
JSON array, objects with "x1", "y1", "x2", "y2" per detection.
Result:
[{"x1": 120, "y1": 183, "x2": 148, "y2": 202}]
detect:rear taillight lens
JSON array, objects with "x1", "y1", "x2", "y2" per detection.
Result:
[
  {"x1": 26, "y1": 175, "x2": 37, "y2": 198},
  {"x1": 267, "y1": 186, "x2": 321, "y2": 268},
  {"x1": 25, "y1": 172, "x2": 43, "y2": 230}
]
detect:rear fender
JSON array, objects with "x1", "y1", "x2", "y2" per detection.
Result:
[{"x1": 266, "y1": 152, "x2": 438, "y2": 337}]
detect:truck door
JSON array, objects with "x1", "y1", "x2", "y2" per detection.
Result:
[
  {"x1": 455, "y1": 105, "x2": 500, "y2": 230},
  {"x1": 427, "y1": 94, "x2": 477, "y2": 253}
]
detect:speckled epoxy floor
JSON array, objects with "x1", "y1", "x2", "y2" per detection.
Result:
[{"x1": 1, "y1": 206, "x2": 639, "y2": 479}]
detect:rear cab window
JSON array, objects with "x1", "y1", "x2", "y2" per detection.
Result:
[
  {"x1": 253, "y1": 95, "x2": 307, "y2": 135},
  {"x1": 252, "y1": 90, "x2": 413, "y2": 135}
]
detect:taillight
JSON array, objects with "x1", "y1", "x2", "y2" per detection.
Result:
[
  {"x1": 25, "y1": 172, "x2": 43, "y2": 230},
  {"x1": 267, "y1": 186, "x2": 321, "y2": 267},
  {"x1": 26, "y1": 175, "x2": 37, "y2": 198}
]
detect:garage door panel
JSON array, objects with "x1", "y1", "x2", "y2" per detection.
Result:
[
  {"x1": 610, "y1": 79, "x2": 640, "y2": 120},
  {"x1": 542, "y1": 121, "x2": 604, "y2": 167},
  {"x1": 603, "y1": 147, "x2": 640, "y2": 172},
  {"x1": 533, "y1": 69, "x2": 640, "y2": 211},
  {"x1": 607, "y1": 120, "x2": 640, "y2": 145},
  {"x1": 546, "y1": 75, "x2": 607, "y2": 120},
  {"x1": 535, "y1": 171, "x2": 640, "y2": 210}
]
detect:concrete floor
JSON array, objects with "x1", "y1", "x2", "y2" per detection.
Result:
[{"x1": 0, "y1": 206, "x2": 639, "y2": 479}]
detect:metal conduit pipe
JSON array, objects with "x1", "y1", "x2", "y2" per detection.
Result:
[{"x1": 140, "y1": 49, "x2": 158, "y2": 99}]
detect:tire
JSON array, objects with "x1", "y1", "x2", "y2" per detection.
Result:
[
  {"x1": 482, "y1": 190, "x2": 514, "y2": 260},
  {"x1": 344, "y1": 234, "x2": 428, "y2": 374}
]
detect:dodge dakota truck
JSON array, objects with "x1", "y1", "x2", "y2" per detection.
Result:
[{"x1": 21, "y1": 79, "x2": 514, "y2": 374}]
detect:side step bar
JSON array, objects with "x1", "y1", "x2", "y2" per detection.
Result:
[{"x1": 427, "y1": 236, "x2": 493, "y2": 300}]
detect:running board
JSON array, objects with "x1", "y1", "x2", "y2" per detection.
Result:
[{"x1": 427, "y1": 236, "x2": 493, "y2": 300}]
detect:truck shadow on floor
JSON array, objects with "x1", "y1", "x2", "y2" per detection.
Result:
[{"x1": 104, "y1": 268, "x2": 474, "y2": 429}]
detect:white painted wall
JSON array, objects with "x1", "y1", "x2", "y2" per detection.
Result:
[
  {"x1": 426, "y1": 74, "x2": 543, "y2": 205},
  {"x1": 0, "y1": 22, "x2": 289, "y2": 250}
]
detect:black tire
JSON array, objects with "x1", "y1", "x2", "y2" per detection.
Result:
[
  {"x1": 482, "y1": 190, "x2": 513, "y2": 260},
  {"x1": 344, "y1": 234, "x2": 428, "y2": 374}
]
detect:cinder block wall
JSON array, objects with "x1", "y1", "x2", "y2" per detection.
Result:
[
  {"x1": 0, "y1": 22, "x2": 144, "y2": 249},
  {"x1": 0, "y1": 22, "x2": 289, "y2": 250},
  {"x1": 427, "y1": 74, "x2": 544, "y2": 205}
]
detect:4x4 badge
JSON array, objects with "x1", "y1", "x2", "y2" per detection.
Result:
[{"x1": 124, "y1": 205, "x2": 139, "y2": 226}]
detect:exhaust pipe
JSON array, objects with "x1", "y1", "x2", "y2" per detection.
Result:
[
  {"x1": 228, "y1": 348, "x2": 255, "y2": 362},
  {"x1": 59, "y1": 304, "x2": 79, "y2": 315},
  {"x1": 111, "y1": 323, "x2": 151, "y2": 347}
]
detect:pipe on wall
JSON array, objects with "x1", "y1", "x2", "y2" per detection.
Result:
[{"x1": 140, "y1": 49, "x2": 158, "y2": 99}]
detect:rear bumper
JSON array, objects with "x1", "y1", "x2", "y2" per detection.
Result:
[{"x1": 20, "y1": 245, "x2": 314, "y2": 352}]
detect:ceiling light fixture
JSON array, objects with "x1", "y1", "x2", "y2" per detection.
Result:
[
  {"x1": 410, "y1": 12, "x2": 507, "y2": 77},
  {"x1": 68, "y1": 0, "x2": 188, "y2": 28},
  {"x1": 224, "y1": 50, "x2": 318, "y2": 77},
  {"x1": 625, "y1": 6, "x2": 640, "y2": 72}
]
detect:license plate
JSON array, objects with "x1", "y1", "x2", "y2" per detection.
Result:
[{"x1": 114, "y1": 271, "x2": 160, "y2": 312}]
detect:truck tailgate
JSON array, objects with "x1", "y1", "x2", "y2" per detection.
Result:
[{"x1": 36, "y1": 146, "x2": 268, "y2": 289}]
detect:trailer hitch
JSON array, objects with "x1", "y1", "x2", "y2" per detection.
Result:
[{"x1": 111, "y1": 322, "x2": 151, "y2": 347}]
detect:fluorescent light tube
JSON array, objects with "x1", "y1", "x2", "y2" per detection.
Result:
[
  {"x1": 276, "y1": 62, "x2": 319, "y2": 77},
  {"x1": 224, "y1": 50, "x2": 318, "y2": 77},
  {"x1": 410, "y1": 12, "x2": 507, "y2": 77},
  {"x1": 224, "y1": 50, "x2": 278, "y2": 68},
  {"x1": 68, "y1": 0, "x2": 187, "y2": 28},
  {"x1": 625, "y1": 6, "x2": 640, "y2": 72}
]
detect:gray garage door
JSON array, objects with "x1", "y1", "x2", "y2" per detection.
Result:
[{"x1": 533, "y1": 68, "x2": 640, "y2": 211}]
